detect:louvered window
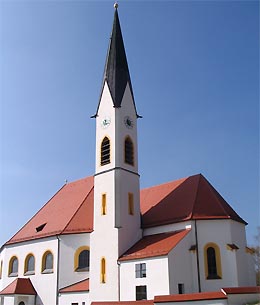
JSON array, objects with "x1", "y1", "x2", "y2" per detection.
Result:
[
  {"x1": 101, "y1": 137, "x2": 110, "y2": 165},
  {"x1": 125, "y1": 137, "x2": 134, "y2": 165}
]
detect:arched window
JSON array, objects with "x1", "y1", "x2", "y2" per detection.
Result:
[
  {"x1": 18, "y1": 302, "x2": 25, "y2": 305},
  {"x1": 24, "y1": 254, "x2": 35, "y2": 275},
  {"x1": 204, "y1": 243, "x2": 222, "y2": 279},
  {"x1": 101, "y1": 137, "x2": 110, "y2": 166},
  {"x1": 101, "y1": 257, "x2": 106, "y2": 283},
  {"x1": 74, "y1": 246, "x2": 90, "y2": 272},
  {"x1": 42, "y1": 251, "x2": 53, "y2": 273},
  {"x1": 8, "y1": 256, "x2": 18, "y2": 277},
  {"x1": 125, "y1": 137, "x2": 134, "y2": 165}
]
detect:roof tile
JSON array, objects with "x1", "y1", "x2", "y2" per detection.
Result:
[
  {"x1": 119, "y1": 229, "x2": 190, "y2": 262},
  {"x1": 0, "y1": 278, "x2": 37, "y2": 295}
]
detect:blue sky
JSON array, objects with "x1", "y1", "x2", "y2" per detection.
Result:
[{"x1": 0, "y1": 0, "x2": 259, "y2": 247}]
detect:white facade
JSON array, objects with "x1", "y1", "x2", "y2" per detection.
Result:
[
  {"x1": 0, "y1": 6, "x2": 257, "y2": 305},
  {"x1": 120, "y1": 257, "x2": 170, "y2": 300}
]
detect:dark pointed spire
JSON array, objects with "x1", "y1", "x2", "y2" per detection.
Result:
[{"x1": 94, "y1": 4, "x2": 138, "y2": 117}]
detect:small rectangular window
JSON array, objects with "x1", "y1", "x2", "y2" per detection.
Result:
[
  {"x1": 178, "y1": 283, "x2": 184, "y2": 294},
  {"x1": 128, "y1": 193, "x2": 134, "y2": 215},
  {"x1": 135, "y1": 263, "x2": 146, "y2": 278},
  {"x1": 136, "y1": 285, "x2": 147, "y2": 300},
  {"x1": 101, "y1": 194, "x2": 107, "y2": 215},
  {"x1": 71, "y1": 303, "x2": 79, "y2": 305}
]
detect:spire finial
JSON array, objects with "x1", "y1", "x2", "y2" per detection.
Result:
[{"x1": 114, "y1": 2, "x2": 118, "y2": 9}]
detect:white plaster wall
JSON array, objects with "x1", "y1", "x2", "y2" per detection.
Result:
[
  {"x1": 196, "y1": 220, "x2": 238, "y2": 292},
  {"x1": 1, "y1": 297, "x2": 14, "y2": 305},
  {"x1": 229, "y1": 220, "x2": 254, "y2": 286},
  {"x1": 247, "y1": 252, "x2": 256, "y2": 286},
  {"x1": 59, "y1": 233, "x2": 90, "y2": 289},
  {"x1": 59, "y1": 292, "x2": 89, "y2": 305},
  {"x1": 143, "y1": 222, "x2": 192, "y2": 237},
  {"x1": 168, "y1": 230, "x2": 196, "y2": 294},
  {"x1": 1, "y1": 237, "x2": 58, "y2": 305},
  {"x1": 227, "y1": 293, "x2": 260, "y2": 305},
  {"x1": 91, "y1": 81, "x2": 141, "y2": 301},
  {"x1": 120, "y1": 257, "x2": 170, "y2": 301},
  {"x1": 90, "y1": 171, "x2": 120, "y2": 301},
  {"x1": 15, "y1": 295, "x2": 35, "y2": 305},
  {"x1": 0, "y1": 248, "x2": 6, "y2": 291},
  {"x1": 58, "y1": 234, "x2": 90, "y2": 289}
]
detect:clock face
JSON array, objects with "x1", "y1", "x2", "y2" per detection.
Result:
[
  {"x1": 101, "y1": 117, "x2": 111, "y2": 129},
  {"x1": 124, "y1": 116, "x2": 134, "y2": 129}
]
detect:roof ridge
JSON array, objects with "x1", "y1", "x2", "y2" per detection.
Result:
[
  {"x1": 141, "y1": 176, "x2": 189, "y2": 191},
  {"x1": 190, "y1": 174, "x2": 202, "y2": 220},
  {"x1": 61, "y1": 186, "x2": 94, "y2": 234},
  {"x1": 204, "y1": 177, "x2": 246, "y2": 224},
  {"x1": 6, "y1": 183, "x2": 67, "y2": 245}
]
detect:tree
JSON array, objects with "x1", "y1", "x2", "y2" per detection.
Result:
[{"x1": 252, "y1": 226, "x2": 260, "y2": 285}]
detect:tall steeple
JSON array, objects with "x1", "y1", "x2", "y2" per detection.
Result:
[
  {"x1": 95, "y1": 4, "x2": 137, "y2": 116},
  {"x1": 90, "y1": 4, "x2": 142, "y2": 301}
]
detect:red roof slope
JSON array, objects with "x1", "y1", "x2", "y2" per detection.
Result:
[
  {"x1": 222, "y1": 286, "x2": 260, "y2": 294},
  {"x1": 0, "y1": 278, "x2": 37, "y2": 295},
  {"x1": 154, "y1": 291, "x2": 227, "y2": 302},
  {"x1": 141, "y1": 174, "x2": 246, "y2": 228},
  {"x1": 92, "y1": 301, "x2": 154, "y2": 305},
  {"x1": 5, "y1": 174, "x2": 246, "y2": 245},
  {"x1": 119, "y1": 229, "x2": 190, "y2": 261},
  {"x1": 59, "y1": 279, "x2": 89, "y2": 293},
  {"x1": 6, "y1": 177, "x2": 94, "y2": 245}
]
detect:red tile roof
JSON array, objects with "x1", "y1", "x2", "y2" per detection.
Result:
[
  {"x1": 5, "y1": 174, "x2": 246, "y2": 245},
  {"x1": 59, "y1": 279, "x2": 89, "y2": 293},
  {"x1": 0, "y1": 278, "x2": 37, "y2": 295},
  {"x1": 141, "y1": 174, "x2": 246, "y2": 228},
  {"x1": 154, "y1": 291, "x2": 227, "y2": 302},
  {"x1": 119, "y1": 229, "x2": 190, "y2": 261},
  {"x1": 222, "y1": 286, "x2": 260, "y2": 294},
  {"x1": 6, "y1": 177, "x2": 94, "y2": 245},
  {"x1": 92, "y1": 301, "x2": 154, "y2": 305}
]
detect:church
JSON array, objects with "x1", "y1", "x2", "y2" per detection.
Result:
[{"x1": 0, "y1": 4, "x2": 258, "y2": 305}]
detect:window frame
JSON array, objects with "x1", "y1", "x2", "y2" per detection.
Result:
[
  {"x1": 124, "y1": 136, "x2": 134, "y2": 166},
  {"x1": 8, "y1": 256, "x2": 18, "y2": 277},
  {"x1": 100, "y1": 136, "x2": 111, "y2": 166},
  {"x1": 128, "y1": 193, "x2": 134, "y2": 215},
  {"x1": 24, "y1": 253, "x2": 35, "y2": 275},
  {"x1": 101, "y1": 257, "x2": 106, "y2": 283},
  {"x1": 101, "y1": 193, "x2": 107, "y2": 215},
  {"x1": 135, "y1": 263, "x2": 146, "y2": 278},
  {"x1": 136, "y1": 285, "x2": 147, "y2": 300},
  {"x1": 41, "y1": 250, "x2": 54, "y2": 274},
  {"x1": 204, "y1": 242, "x2": 222, "y2": 280},
  {"x1": 74, "y1": 246, "x2": 90, "y2": 272}
]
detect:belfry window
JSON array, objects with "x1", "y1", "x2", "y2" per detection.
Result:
[
  {"x1": 125, "y1": 137, "x2": 134, "y2": 165},
  {"x1": 101, "y1": 137, "x2": 110, "y2": 166},
  {"x1": 204, "y1": 243, "x2": 222, "y2": 279}
]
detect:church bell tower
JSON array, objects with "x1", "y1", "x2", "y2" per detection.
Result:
[{"x1": 90, "y1": 4, "x2": 142, "y2": 301}]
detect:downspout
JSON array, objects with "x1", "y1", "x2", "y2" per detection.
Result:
[
  {"x1": 194, "y1": 220, "x2": 201, "y2": 292},
  {"x1": 117, "y1": 260, "x2": 121, "y2": 301},
  {"x1": 56, "y1": 236, "x2": 61, "y2": 305}
]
